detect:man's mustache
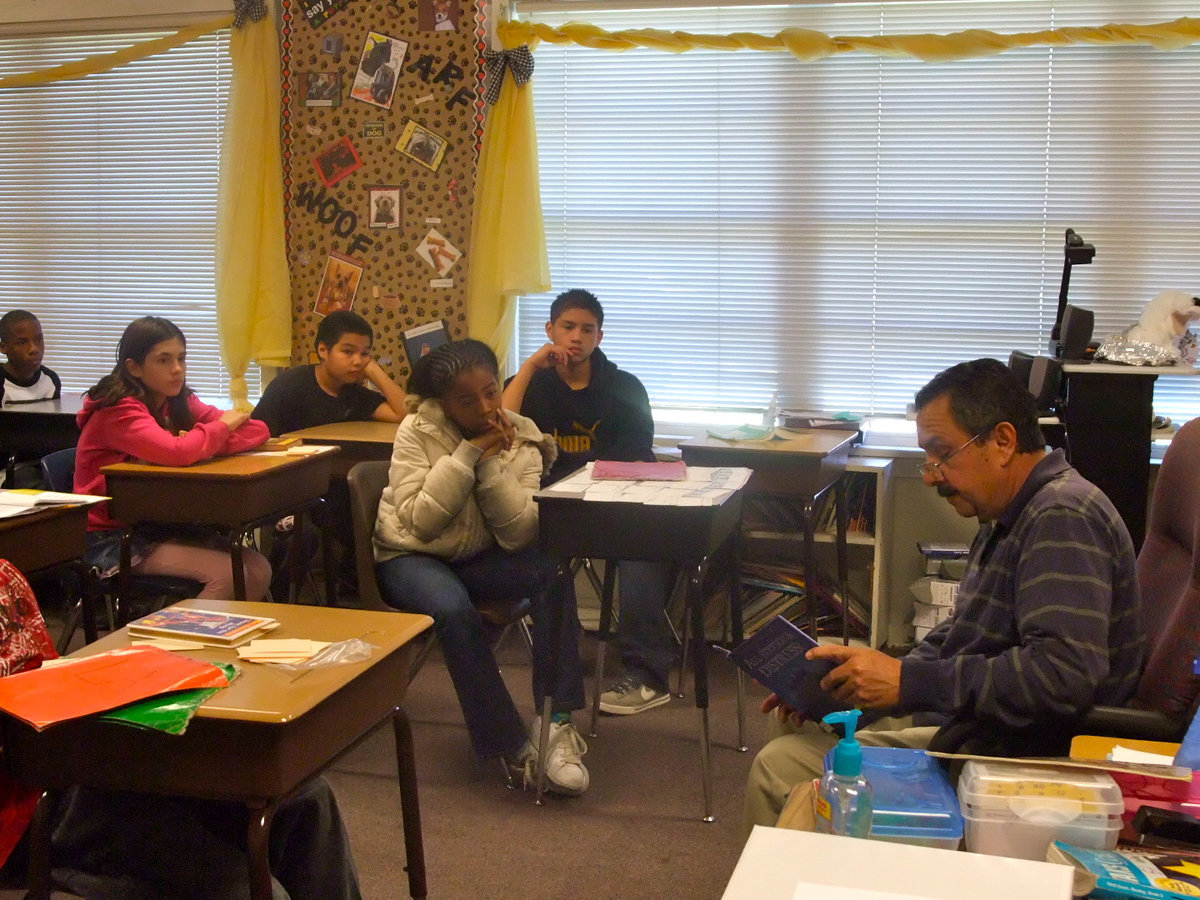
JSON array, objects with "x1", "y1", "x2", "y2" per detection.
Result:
[{"x1": 937, "y1": 483, "x2": 958, "y2": 498}]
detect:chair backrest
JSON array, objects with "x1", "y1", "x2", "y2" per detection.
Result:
[
  {"x1": 1132, "y1": 417, "x2": 1200, "y2": 719},
  {"x1": 39, "y1": 446, "x2": 77, "y2": 494},
  {"x1": 346, "y1": 460, "x2": 392, "y2": 612}
]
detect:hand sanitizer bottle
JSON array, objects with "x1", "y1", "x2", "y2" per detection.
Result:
[{"x1": 814, "y1": 708, "x2": 873, "y2": 838}]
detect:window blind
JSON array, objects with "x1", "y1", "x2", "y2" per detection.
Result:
[
  {"x1": 0, "y1": 28, "x2": 255, "y2": 403},
  {"x1": 517, "y1": 1, "x2": 1200, "y2": 422}
]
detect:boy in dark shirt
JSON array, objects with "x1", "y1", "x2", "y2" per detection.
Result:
[
  {"x1": 252, "y1": 311, "x2": 406, "y2": 601},
  {"x1": 252, "y1": 310, "x2": 406, "y2": 434},
  {"x1": 504, "y1": 289, "x2": 673, "y2": 715}
]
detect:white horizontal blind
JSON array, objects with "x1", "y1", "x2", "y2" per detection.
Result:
[
  {"x1": 518, "y1": 1, "x2": 1200, "y2": 421},
  {"x1": 0, "y1": 28, "x2": 256, "y2": 404}
]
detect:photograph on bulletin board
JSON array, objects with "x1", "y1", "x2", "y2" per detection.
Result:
[
  {"x1": 415, "y1": 228, "x2": 462, "y2": 277},
  {"x1": 368, "y1": 186, "x2": 401, "y2": 230},
  {"x1": 351, "y1": 31, "x2": 408, "y2": 110},
  {"x1": 397, "y1": 119, "x2": 448, "y2": 172},
  {"x1": 419, "y1": 0, "x2": 460, "y2": 32},
  {"x1": 314, "y1": 251, "x2": 364, "y2": 316},
  {"x1": 313, "y1": 136, "x2": 362, "y2": 188},
  {"x1": 303, "y1": 72, "x2": 341, "y2": 107}
]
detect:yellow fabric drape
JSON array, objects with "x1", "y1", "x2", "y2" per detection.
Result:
[
  {"x1": 0, "y1": 17, "x2": 233, "y2": 90},
  {"x1": 215, "y1": 2, "x2": 291, "y2": 410},
  {"x1": 499, "y1": 16, "x2": 1200, "y2": 63},
  {"x1": 466, "y1": 37, "x2": 550, "y2": 373}
]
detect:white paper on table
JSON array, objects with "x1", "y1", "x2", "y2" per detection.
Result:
[
  {"x1": 792, "y1": 884, "x2": 939, "y2": 900},
  {"x1": 1110, "y1": 744, "x2": 1176, "y2": 765}
]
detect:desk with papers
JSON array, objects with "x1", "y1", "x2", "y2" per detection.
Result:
[{"x1": 536, "y1": 464, "x2": 751, "y2": 821}]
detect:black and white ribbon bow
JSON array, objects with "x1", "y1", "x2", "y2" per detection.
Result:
[
  {"x1": 233, "y1": 0, "x2": 268, "y2": 28},
  {"x1": 482, "y1": 45, "x2": 534, "y2": 105}
]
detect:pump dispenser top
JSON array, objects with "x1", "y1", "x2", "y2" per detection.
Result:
[{"x1": 825, "y1": 708, "x2": 864, "y2": 778}]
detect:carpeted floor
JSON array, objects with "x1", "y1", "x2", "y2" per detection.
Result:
[{"x1": 327, "y1": 629, "x2": 769, "y2": 900}]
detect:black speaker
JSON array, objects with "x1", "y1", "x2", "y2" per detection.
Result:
[
  {"x1": 1059, "y1": 304, "x2": 1094, "y2": 360},
  {"x1": 1028, "y1": 356, "x2": 1063, "y2": 413}
]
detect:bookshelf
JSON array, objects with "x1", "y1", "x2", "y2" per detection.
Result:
[{"x1": 732, "y1": 457, "x2": 893, "y2": 648}]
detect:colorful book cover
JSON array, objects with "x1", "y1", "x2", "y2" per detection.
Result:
[
  {"x1": 720, "y1": 615, "x2": 849, "y2": 721},
  {"x1": 128, "y1": 608, "x2": 277, "y2": 643},
  {"x1": 1049, "y1": 840, "x2": 1200, "y2": 899},
  {"x1": 590, "y1": 460, "x2": 687, "y2": 481}
]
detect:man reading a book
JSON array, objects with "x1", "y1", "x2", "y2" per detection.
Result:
[
  {"x1": 503, "y1": 289, "x2": 675, "y2": 716},
  {"x1": 743, "y1": 358, "x2": 1145, "y2": 832}
]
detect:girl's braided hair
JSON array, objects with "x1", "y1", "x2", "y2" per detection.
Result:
[{"x1": 407, "y1": 338, "x2": 500, "y2": 400}]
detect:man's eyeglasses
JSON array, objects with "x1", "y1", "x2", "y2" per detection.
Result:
[{"x1": 916, "y1": 432, "x2": 987, "y2": 479}]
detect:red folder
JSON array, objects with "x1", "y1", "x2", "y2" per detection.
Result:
[
  {"x1": 591, "y1": 460, "x2": 688, "y2": 481},
  {"x1": 0, "y1": 645, "x2": 230, "y2": 731}
]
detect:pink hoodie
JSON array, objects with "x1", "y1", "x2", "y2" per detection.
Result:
[{"x1": 74, "y1": 394, "x2": 270, "y2": 531}]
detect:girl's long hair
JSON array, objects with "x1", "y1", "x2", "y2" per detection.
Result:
[{"x1": 87, "y1": 316, "x2": 196, "y2": 432}]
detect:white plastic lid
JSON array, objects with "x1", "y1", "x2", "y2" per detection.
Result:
[{"x1": 957, "y1": 760, "x2": 1123, "y2": 819}]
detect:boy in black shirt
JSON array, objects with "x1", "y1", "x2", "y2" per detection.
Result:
[
  {"x1": 252, "y1": 310, "x2": 406, "y2": 434},
  {"x1": 252, "y1": 311, "x2": 406, "y2": 601},
  {"x1": 504, "y1": 290, "x2": 673, "y2": 715},
  {"x1": 1, "y1": 309, "x2": 60, "y2": 407}
]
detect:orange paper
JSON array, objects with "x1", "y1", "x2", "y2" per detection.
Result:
[{"x1": 0, "y1": 646, "x2": 230, "y2": 731}]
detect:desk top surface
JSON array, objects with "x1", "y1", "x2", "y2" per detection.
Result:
[
  {"x1": 283, "y1": 420, "x2": 400, "y2": 444},
  {"x1": 680, "y1": 430, "x2": 859, "y2": 458},
  {"x1": 1062, "y1": 362, "x2": 1200, "y2": 376},
  {"x1": 0, "y1": 395, "x2": 85, "y2": 417},
  {"x1": 77, "y1": 599, "x2": 432, "y2": 724},
  {"x1": 101, "y1": 446, "x2": 339, "y2": 480}
]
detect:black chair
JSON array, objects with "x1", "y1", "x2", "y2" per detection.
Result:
[{"x1": 40, "y1": 447, "x2": 203, "y2": 649}]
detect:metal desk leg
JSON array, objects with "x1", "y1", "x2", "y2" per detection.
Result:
[
  {"x1": 245, "y1": 801, "x2": 278, "y2": 900},
  {"x1": 588, "y1": 560, "x2": 618, "y2": 737},
  {"x1": 835, "y1": 476, "x2": 850, "y2": 645},
  {"x1": 393, "y1": 707, "x2": 427, "y2": 900},
  {"x1": 535, "y1": 559, "x2": 572, "y2": 806},
  {"x1": 230, "y1": 537, "x2": 248, "y2": 604},
  {"x1": 727, "y1": 535, "x2": 747, "y2": 753},
  {"x1": 317, "y1": 498, "x2": 337, "y2": 606},
  {"x1": 688, "y1": 559, "x2": 715, "y2": 823},
  {"x1": 799, "y1": 495, "x2": 818, "y2": 638},
  {"x1": 25, "y1": 788, "x2": 57, "y2": 900}
]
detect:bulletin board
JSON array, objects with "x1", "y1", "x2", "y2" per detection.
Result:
[{"x1": 279, "y1": 0, "x2": 486, "y2": 380}]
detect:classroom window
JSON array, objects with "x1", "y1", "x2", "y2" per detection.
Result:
[
  {"x1": 0, "y1": 27, "x2": 256, "y2": 403},
  {"x1": 516, "y1": 0, "x2": 1200, "y2": 422}
]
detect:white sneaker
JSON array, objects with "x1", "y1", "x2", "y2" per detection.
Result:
[{"x1": 529, "y1": 716, "x2": 589, "y2": 796}]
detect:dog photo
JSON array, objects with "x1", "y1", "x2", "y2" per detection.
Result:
[
  {"x1": 368, "y1": 186, "x2": 401, "y2": 230},
  {"x1": 419, "y1": 0, "x2": 460, "y2": 32},
  {"x1": 313, "y1": 252, "x2": 364, "y2": 316},
  {"x1": 313, "y1": 136, "x2": 362, "y2": 188},
  {"x1": 397, "y1": 119, "x2": 447, "y2": 172},
  {"x1": 350, "y1": 30, "x2": 408, "y2": 110},
  {"x1": 303, "y1": 72, "x2": 341, "y2": 107}
]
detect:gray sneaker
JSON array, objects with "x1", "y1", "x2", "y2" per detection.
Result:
[{"x1": 598, "y1": 673, "x2": 670, "y2": 715}]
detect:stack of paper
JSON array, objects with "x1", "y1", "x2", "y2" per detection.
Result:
[
  {"x1": 538, "y1": 462, "x2": 752, "y2": 506},
  {"x1": 0, "y1": 488, "x2": 107, "y2": 519},
  {"x1": 236, "y1": 639, "x2": 330, "y2": 665}
]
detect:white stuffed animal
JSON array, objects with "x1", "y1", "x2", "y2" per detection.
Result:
[{"x1": 1126, "y1": 289, "x2": 1200, "y2": 350}]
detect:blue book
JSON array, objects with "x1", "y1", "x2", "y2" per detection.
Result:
[{"x1": 722, "y1": 615, "x2": 849, "y2": 721}]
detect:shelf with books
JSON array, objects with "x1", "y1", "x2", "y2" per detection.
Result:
[{"x1": 740, "y1": 458, "x2": 893, "y2": 648}]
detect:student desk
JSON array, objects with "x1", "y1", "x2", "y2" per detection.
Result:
[
  {"x1": 1, "y1": 599, "x2": 434, "y2": 900},
  {"x1": 101, "y1": 448, "x2": 338, "y2": 603},
  {"x1": 0, "y1": 499, "x2": 104, "y2": 645},
  {"x1": 283, "y1": 420, "x2": 399, "y2": 478},
  {"x1": 1059, "y1": 362, "x2": 1200, "y2": 549},
  {"x1": 0, "y1": 396, "x2": 84, "y2": 483},
  {"x1": 536, "y1": 472, "x2": 747, "y2": 821},
  {"x1": 678, "y1": 431, "x2": 857, "y2": 642}
]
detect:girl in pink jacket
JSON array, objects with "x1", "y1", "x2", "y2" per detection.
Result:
[{"x1": 74, "y1": 316, "x2": 271, "y2": 602}]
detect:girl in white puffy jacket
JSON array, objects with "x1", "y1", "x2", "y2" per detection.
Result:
[{"x1": 373, "y1": 339, "x2": 589, "y2": 795}]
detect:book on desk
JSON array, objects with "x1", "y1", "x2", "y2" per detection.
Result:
[
  {"x1": 128, "y1": 607, "x2": 279, "y2": 647},
  {"x1": 0, "y1": 489, "x2": 106, "y2": 519}
]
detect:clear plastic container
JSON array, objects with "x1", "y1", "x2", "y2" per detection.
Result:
[
  {"x1": 957, "y1": 760, "x2": 1123, "y2": 860},
  {"x1": 831, "y1": 746, "x2": 963, "y2": 850}
]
